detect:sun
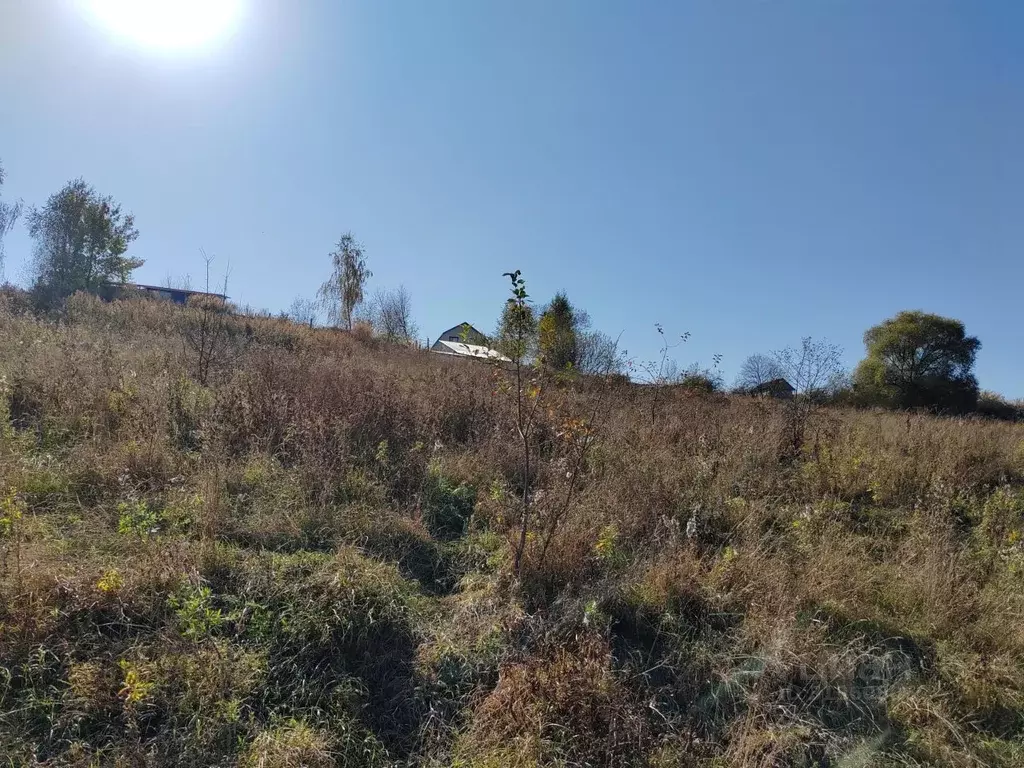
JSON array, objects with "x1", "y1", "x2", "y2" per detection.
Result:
[{"x1": 85, "y1": 0, "x2": 242, "y2": 51}]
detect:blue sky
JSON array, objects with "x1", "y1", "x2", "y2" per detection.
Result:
[{"x1": 2, "y1": 1, "x2": 1022, "y2": 395}]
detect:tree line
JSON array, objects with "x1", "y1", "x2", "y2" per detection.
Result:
[
  {"x1": 0, "y1": 162, "x2": 1016, "y2": 418},
  {"x1": 487, "y1": 265, "x2": 1010, "y2": 418},
  {"x1": 735, "y1": 313, "x2": 995, "y2": 416}
]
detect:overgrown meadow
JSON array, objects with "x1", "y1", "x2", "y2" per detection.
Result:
[{"x1": 2, "y1": 292, "x2": 1023, "y2": 767}]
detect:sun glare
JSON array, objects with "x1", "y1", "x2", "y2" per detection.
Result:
[{"x1": 85, "y1": 0, "x2": 242, "y2": 51}]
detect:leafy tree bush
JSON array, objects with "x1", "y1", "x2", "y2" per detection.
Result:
[
  {"x1": 318, "y1": 232, "x2": 371, "y2": 330},
  {"x1": 538, "y1": 291, "x2": 580, "y2": 371},
  {"x1": 853, "y1": 310, "x2": 980, "y2": 413},
  {"x1": 493, "y1": 277, "x2": 537, "y2": 362},
  {"x1": 26, "y1": 178, "x2": 140, "y2": 308},
  {"x1": 977, "y1": 391, "x2": 1022, "y2": 422}
]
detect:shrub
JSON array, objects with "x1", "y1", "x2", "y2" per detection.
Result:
[
  {"x1": 457, "y1": 634, "x2": 652, "y2": 766},
  {"x1": 422, "y1": 469, "x2": 476, "y2": 540},
  {"x1": 978, "y1": 390, "x2": 1022, "y2": 422},
  {"x1": 677, "y1": 365, "x2": 724, "y2": 394}
]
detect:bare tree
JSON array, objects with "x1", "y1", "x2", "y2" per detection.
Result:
[
  {"x1": 637, "y1": 325, "x2": 690, "y2": 427},
  {"x1": 317, "y1": 233, "x2": 371, "y2": 330},
  {"x1": 0, "y1": 160, "x2": 23, "y2": 278},
  {"x1": 366, "y1": 285, "x2": 417, "y2": 342},
  {"x1": 181, "y1": 251, "x2": 234, "y2": 385},
  {"x1": 288, "y1": 296, "x2": 318, "y2": 327},
  {"x1": 577, "y1": 330, "x2": 626, "y2": 375},
  {"x1": 735, "y1": 354, "x2": 785, "y2": 392},
  {"x1": 163, "y1": 273, "x2": 193, "y2": 291},
  {"x1": 772, "y1": 337, "x2": 845, "y2": 396},
  {"x1": 769, "y1": 338, "x2": 847, "y2": 460}
]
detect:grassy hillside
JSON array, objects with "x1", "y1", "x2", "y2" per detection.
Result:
[{"x1": 1, "y1": 293, "x2": 1023, "y2": 767}]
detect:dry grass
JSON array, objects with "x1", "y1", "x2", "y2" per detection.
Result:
[{"x1": 1, "y1": 292, "x2": 1023, "y2": 766}]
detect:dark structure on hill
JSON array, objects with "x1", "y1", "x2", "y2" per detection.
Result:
[
  {"x1": 750, "y1": 378, "x2": 795, "y2": 399},
  {"x1": 101, "y1": 282, "x2": 227, "y2": 305}
]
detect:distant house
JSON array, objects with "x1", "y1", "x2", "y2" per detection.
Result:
[
  {"x1": 750, "y1": 378, "x2": 795, "y2": 399},
  {"x1": 102, "y1": 282, "x2": 227, "y2": 306},
  {"x1": 431, "y1": 323, "x2": 510, "y2": 362},
  {"x1": 434, "y1": 323, "x2": 488, "y2": 346}
]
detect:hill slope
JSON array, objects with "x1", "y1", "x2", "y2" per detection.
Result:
[{"x1": 1, "y1": 293, "x2": 1023, "y2": 767}]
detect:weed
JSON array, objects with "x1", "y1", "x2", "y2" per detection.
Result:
[
  {"x1": 168, "y1": 584, "x2": 224, "y2": 642},
  {"x1": 117, "y1": 498, "x2": 160, "y2": 539}
]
